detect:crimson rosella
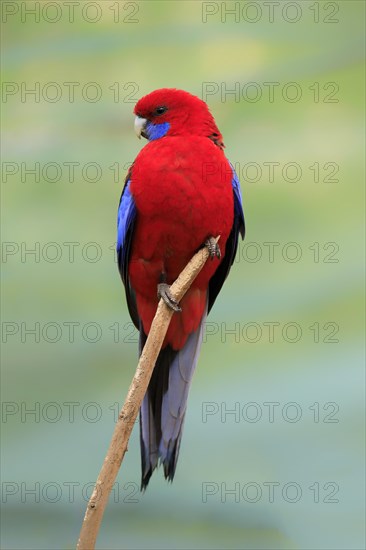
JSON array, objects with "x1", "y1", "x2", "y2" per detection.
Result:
[{"x1": 117, "y1": 88, "x2": 245, "y2": 489}]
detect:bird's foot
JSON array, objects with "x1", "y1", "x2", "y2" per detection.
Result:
[
  {"x1": 205, "y1": 236, "x2": 221, "y2": 260},
  {"x1": 157, "y1": 283, "x2": 182, "y2": 312}
]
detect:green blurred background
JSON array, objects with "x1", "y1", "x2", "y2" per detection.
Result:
[{"x1": 1, "y1": 1, "x2": 365, "y2": 549}]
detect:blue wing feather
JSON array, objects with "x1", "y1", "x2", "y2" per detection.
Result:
[
  {"x1": 117, "y1": 179, "x2": 136, "y2": 281},
  {"x1": 230, "y1": 162, "x2": 245, "y2": 239},
  {"x1": 117, "y1": 177, "x2": 138, "y2": 326}
]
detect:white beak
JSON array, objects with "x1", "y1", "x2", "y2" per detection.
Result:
[{"x1": 134, "y1": 116, "x2": 147, "y2": 139}]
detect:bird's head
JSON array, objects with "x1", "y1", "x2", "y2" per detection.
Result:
[{"x1": 133, "y1": 88, "x2": 224, "y2": 147}]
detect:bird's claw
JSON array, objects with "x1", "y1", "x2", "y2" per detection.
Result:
[
  {"x1": 157, "y1": 283, "x2": 182, "y2": 312},
  {"x1": 205, "y1": 237, "x2": 221, "y2": 260}
]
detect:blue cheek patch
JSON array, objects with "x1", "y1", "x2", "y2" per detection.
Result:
[{"x1": 146, "y1": 121, "x2": 170, "y2": 140}]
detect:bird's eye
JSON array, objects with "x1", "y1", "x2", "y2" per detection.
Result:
[{"x1": 154, "y1": 106, "x2": 168, "y2": 116}]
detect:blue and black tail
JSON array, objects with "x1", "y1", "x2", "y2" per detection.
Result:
[{"x1": 139, "y1": 305, "x2": 207, "y2": 490}]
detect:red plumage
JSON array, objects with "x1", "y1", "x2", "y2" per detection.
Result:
[
  {"x1": 129, "y1": 91, "x2": 234, "y2": 350},
  {"x1": 117, "y1": 89, "x2": 244, "y2": 488}
]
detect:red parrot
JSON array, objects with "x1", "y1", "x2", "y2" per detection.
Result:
[{"x1": 117, "y1": 89, "x2": 245, "y2": 489}]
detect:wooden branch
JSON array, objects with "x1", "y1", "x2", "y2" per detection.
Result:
[{"x1": 77, "y1": 238, "x2": 219, "y2": 550}]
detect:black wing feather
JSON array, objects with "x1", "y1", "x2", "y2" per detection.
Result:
[{"x1": 208, "y1": 166, "x2": 245, "y2": 312}]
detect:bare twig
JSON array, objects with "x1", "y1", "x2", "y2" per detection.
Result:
[{"x1": 77, "y1": 238, "x2": 219, "y2": 550}]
